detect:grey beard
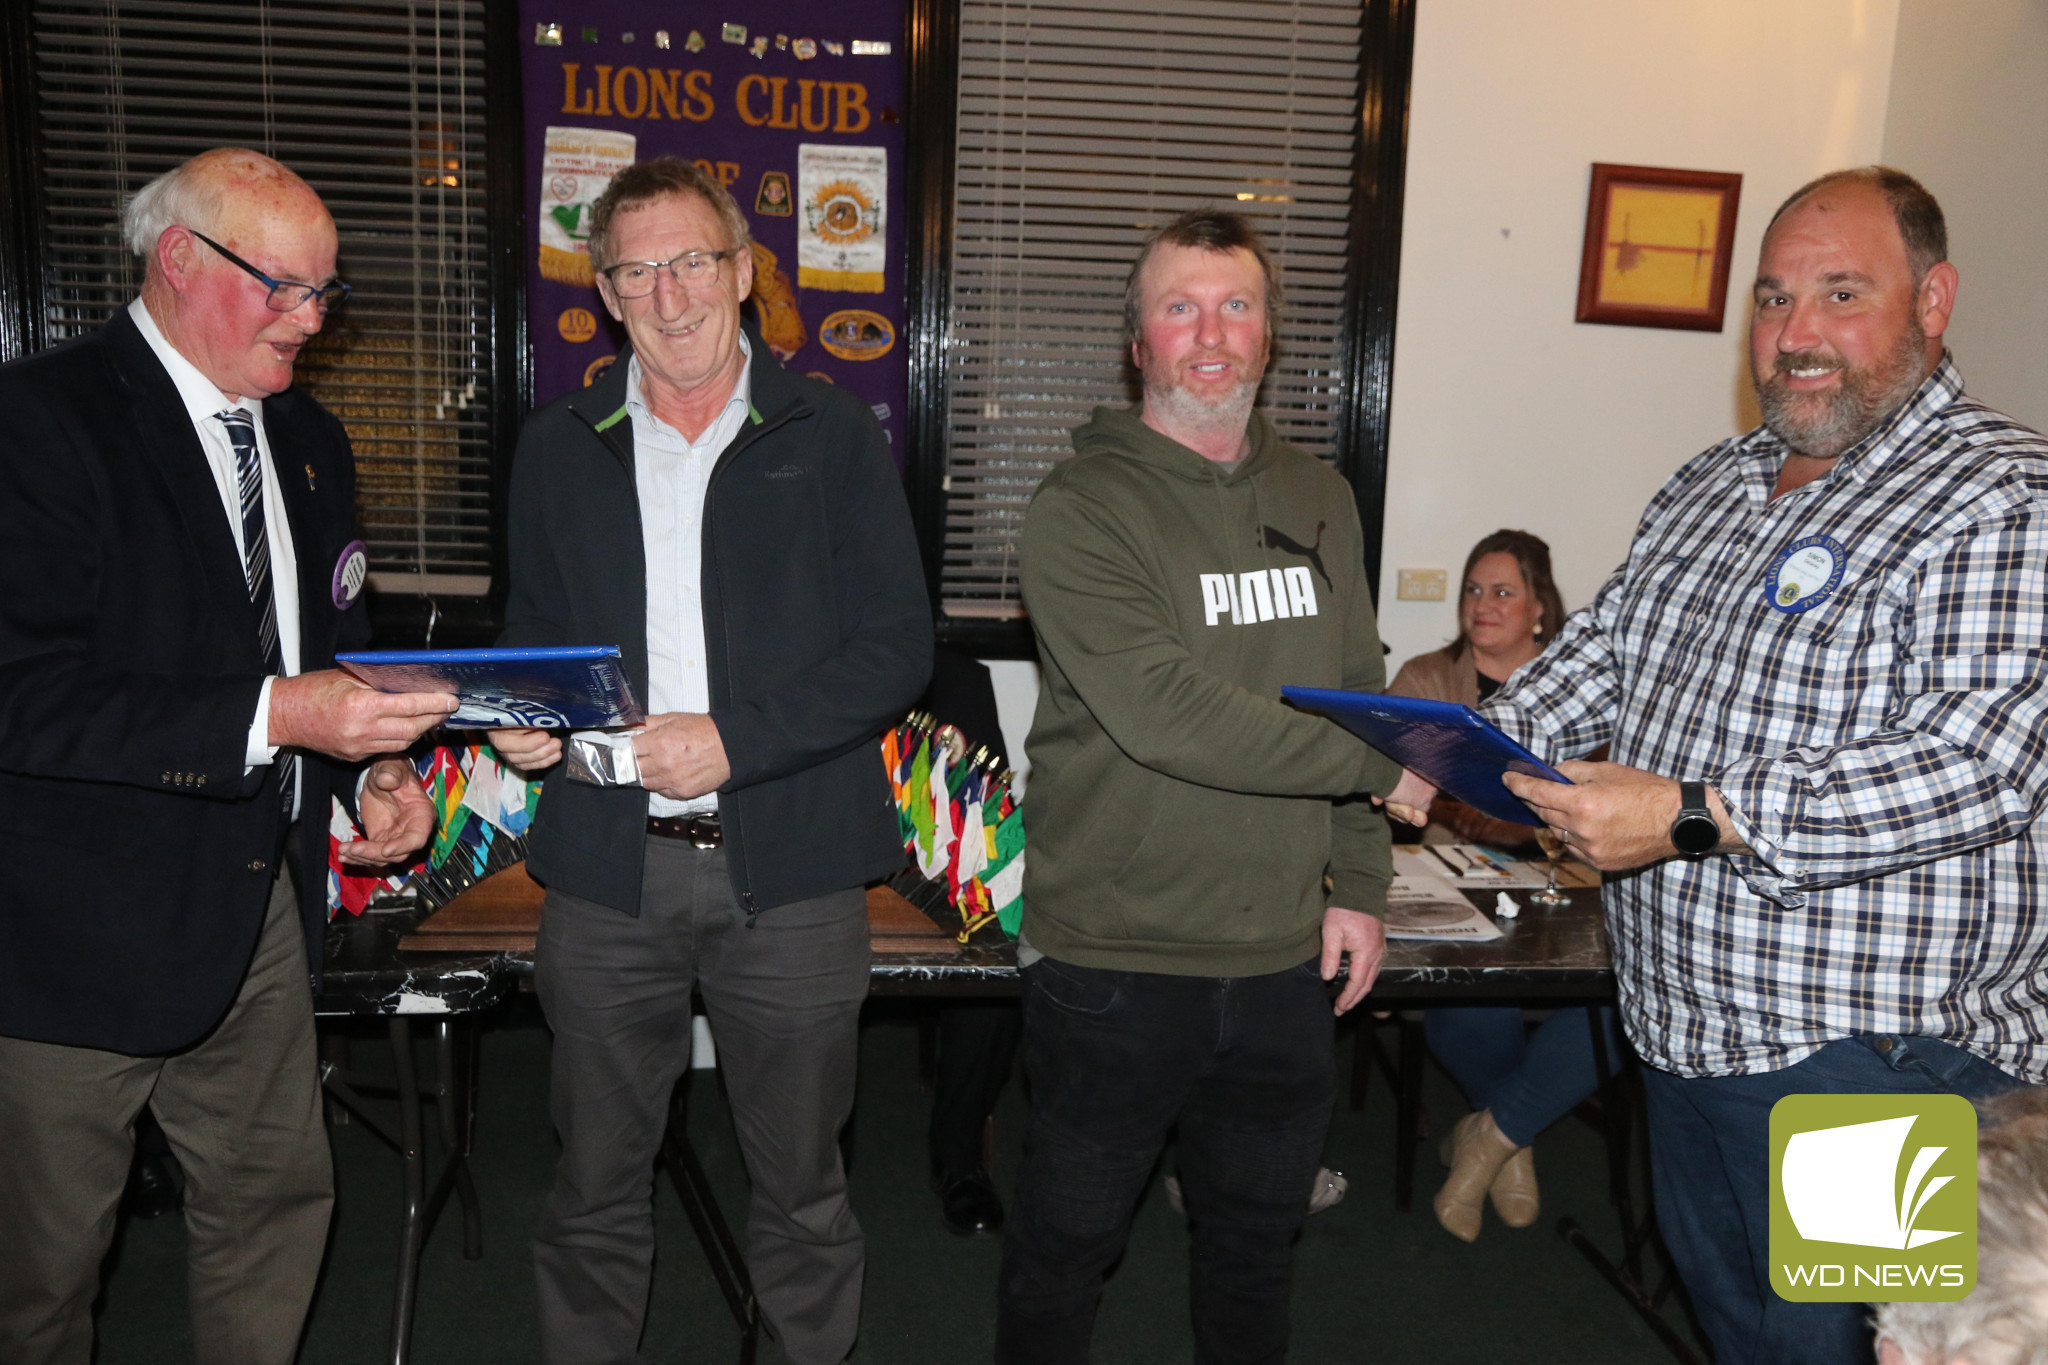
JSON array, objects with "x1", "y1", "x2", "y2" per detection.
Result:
[
  {"x1": 1755, "y1": 323, "x2": 1928, "y2": 459},
  {"x1": 1144, "y1": 378, "x2": 1260, "y2": 447}
]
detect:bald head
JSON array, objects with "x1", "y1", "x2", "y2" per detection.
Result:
[
  {"x1": 132, "y1": 149, "x2": 339, "y2": 402},
  {"x1": 1764, "y1": 166, "x2": 1947, "y2": 284}
]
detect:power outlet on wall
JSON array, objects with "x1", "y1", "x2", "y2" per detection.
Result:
[{"x1": 1396, "y1": 569, "x2": 1448, "y2": 602}]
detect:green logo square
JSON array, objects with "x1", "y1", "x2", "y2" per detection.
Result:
[{"x1": 1770, "y1": 1093, "x2": 1977, "y2": 1302}]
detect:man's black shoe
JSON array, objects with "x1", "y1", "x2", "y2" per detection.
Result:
[
  {"x1": 937, "y1": 1169, "x2": 1004, "y2": 1238},
  {"x1": 123, "y1": 1154, "x2": 183, "y2": 1220}
]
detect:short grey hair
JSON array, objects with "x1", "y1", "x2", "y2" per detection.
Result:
[
  {"x1": 586, "y1": 157, "x2": 752, "y2": 273},
  {"x1": 1873, "y1": 1086, "x2": 2048, "y2": 1365},
  {"x1": 122, "y1": 148, "x2": 308, "y2": 257}
]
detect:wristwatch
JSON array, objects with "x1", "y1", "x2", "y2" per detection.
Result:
[{"x1": 1669, "y1": 780, "x2": 1721, "y2": 860}]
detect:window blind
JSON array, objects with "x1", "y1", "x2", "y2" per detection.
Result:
[
  {"x1": 943, "y1": 0, "x2": 1361, "y2": 618},
  {"x1": 31, "y1": 0, "x2": 495, "y2": 595}
]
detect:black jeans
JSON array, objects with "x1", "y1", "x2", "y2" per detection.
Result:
[{"x1": 996, "y1": 957, "x2": 1334, "y2": 1364}]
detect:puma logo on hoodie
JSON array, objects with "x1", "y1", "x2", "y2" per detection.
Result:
[
  {"x1": 1261, "y1": 521, "x2": 1331, "y2": 592},
  {"x1": 1200, "y1": 567, "x2": 1319, "y2": 625}
]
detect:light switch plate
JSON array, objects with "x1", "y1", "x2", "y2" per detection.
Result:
[{"x1": 1396, "y1": 569, "x2": 1448, "y2": 602}]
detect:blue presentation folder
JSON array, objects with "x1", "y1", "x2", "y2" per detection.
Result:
[
  {"x1": 1281, "y1": 687, "x2": 1570, "y2": 826},
  {"x1": 336, "y1": 646, "x2": 645, "y2": 730}
]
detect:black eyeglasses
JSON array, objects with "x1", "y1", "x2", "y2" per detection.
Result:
[{"x1": 189, "y1": 229, "x2": 351, "y2": 313}]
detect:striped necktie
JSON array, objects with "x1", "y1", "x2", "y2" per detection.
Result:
[{"x1": 216, "y1": 408, "x2": 295, "y2": 818}]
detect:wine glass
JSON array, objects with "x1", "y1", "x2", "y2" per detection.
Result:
[{"x1": 1528, "y1": 827, "x2": 1572, "y2": 907}]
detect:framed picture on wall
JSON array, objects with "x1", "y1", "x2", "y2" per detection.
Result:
[{"x1": 1574, "y1": 163, "x2": 1743, "y2": 331}]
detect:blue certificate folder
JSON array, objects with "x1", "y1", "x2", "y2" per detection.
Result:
[
  {"x1": 336, "y1": 646, "x2": 645, "y2": 730},
  {"x1": 1281, "y1": 687, "x2": 1569, "y2": 826}
]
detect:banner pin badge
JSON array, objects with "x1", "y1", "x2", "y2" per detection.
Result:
[
  {"x1": 822, "y1": 39, "x2": 845, "y2": 56},
  {"x1": 685, "y1": 29, "x2": 705, "y2": 51},
  {"x1": 534, "y1": 21, "x2": 562, "y2": 46},
  {"x1": 749, "y1": 35, "x2": 769, "y2": 58},
  {"x1": 579, "y1": 25, "x2": 598, "y2": 43},
  {"x1": 654, "y1": 29, "x2": 670, "y2": 49},
  {"x1": 621, "y1": 30, "x2": 635, "y2": 43},
  {"x1": 331, "y1": 540, "x2": 369, "y2": 611},
  {"x1": 793, "y1": 37, "x2": 817, "y2": 59},
  {"x1": 721, "y1": 22, "x2": 746, "y2": 44},
  {"x1": 775, "y1": 33, "x2": 789, "y2": 50}
]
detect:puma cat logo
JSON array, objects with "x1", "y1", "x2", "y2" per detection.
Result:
[{"x1": 1260, "y1": 521, "x2": 1331, "y2": 592}]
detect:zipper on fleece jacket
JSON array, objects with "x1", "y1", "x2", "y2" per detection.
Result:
[
  {"x1": 572, "y1": 381, "x2": 809, "y2": 919},
  {"x1": 701, "y1": 395, "x2": 808, "y2": 923}
]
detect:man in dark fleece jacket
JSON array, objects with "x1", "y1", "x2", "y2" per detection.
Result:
[
  {"x1": 996, "y1": 210, "x2": 1424, "y2": 1362},
  {"x1": 491, "y1": 159, "x2": 930, "y2": 1365}
]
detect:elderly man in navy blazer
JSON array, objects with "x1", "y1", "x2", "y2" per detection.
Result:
[{"x1": 0, "y1": 148, "x2": 456, "y2": 1365}]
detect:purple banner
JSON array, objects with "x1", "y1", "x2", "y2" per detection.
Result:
[{"x1": 520, "y1": 0, "x2": 908, "y2": 461}]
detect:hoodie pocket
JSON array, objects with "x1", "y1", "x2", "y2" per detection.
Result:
[{"x1": 1105, "y1": 779, "x2": 1325, "y2": 947}]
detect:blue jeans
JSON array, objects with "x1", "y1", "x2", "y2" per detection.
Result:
[
  {"x1": 1424, "y1": 1006, "x2": 1620, "y2": 1147},
  {"x1": 996, "y1": 957, "x2": 1334, "y2": 1364},
  {"x1": 1641, "y1": 1035, "x2": 2024, "y2": 1365}
]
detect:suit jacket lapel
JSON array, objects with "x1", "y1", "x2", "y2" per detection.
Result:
[
  {"x1": 264, "y1": 393, "x2": 331, "y2": 661},
  {"x1": 103, "y1": 311, "x2": 264, "y2": 662}
]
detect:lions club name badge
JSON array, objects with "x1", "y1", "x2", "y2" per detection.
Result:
[{"x1": 1766, "y1": 535, "x2": 1846, "y2": 614}]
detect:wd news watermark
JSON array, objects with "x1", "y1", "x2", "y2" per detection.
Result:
[{"x1": 1770, "y1": 1094, "x2": 1977, "y2": 1302}]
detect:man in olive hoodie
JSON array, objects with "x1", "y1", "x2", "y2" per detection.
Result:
[{"x1": 996, "y1": 210, "x2": 1420, "y2": 1362}]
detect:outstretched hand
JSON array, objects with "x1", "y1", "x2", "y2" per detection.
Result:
[
  {"x1": 337, "y1": 757, "x2": 437, "y2": 868},
  {"x1": 1375, "y1": 767, "x2": 1437, "y2": 827},
  {"x1": 269, "y1": 670, "x2": 456, "y2": 763},
  {"x1": 1502, "y1": 761, "x2": 1746, "y2": 871}
]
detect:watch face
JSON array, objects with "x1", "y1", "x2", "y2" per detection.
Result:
[{"x1": 1672, "y1": 812, "x2": 1719, "y2": 857}]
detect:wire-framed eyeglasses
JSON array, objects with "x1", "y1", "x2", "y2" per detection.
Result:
[
  {"x1": 189, "y1": 230, "x2": 352, "y2": 313},
  {"x1": 600, "y1": 249, "x2": 740, "y2": 299}
]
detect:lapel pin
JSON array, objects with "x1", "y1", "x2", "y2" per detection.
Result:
[{"x1": 304, "y1": 463, "x2": 317, "y2": 490}]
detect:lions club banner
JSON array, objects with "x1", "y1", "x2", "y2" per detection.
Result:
[{"x1": 521, "y1": 0, "x2": 907, "y2": 459}]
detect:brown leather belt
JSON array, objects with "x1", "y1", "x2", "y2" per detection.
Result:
[{"x1": 646, "y1": 814, "x2": 723, "y2": 848}]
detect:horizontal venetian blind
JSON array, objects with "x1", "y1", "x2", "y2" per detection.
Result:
[
  {"x1": 31, "y1": 0, "x2": 494, "y2": 594},
  {"x1": 943, "y1": 0, "x2": 1360, "y2": 618}
]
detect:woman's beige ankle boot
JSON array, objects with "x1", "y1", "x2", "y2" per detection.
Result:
[
  {"x1": 1489, "y1": 1143, "x2": 1539, "y2": 1228},
  {"x1": 1432, "y1": 1109, "x2": 1518, "y2": 1242}
]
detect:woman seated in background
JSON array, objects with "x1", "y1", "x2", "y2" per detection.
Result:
[{"x1": 1387, "y1": 529, "x2": 1620, "y2": 1242}]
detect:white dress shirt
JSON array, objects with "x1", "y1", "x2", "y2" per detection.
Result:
[
  {"x1": 128, "y1": 297, "x2": 301, "y2": 783},
  {"x1": 629, "y1": 334, "x2": 754, "y2": 817}
]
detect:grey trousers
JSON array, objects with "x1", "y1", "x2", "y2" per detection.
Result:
[
  {"x1": 0, "y1": 871, "x2": 333, "y2": 1365},
  {"x1": 532, "y1": 838, "x2": 870, "y2": 1365}
]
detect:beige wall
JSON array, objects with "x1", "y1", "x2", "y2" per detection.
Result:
[
  {"x1": 1378, "y1": 0, "x2": 1899, "y2": 672},
  {"x1": 1880, "y1": 0, "x2": 2048, "y2": 434}
]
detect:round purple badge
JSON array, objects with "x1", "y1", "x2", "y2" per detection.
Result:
[{"x1": 332, "y1": 540, "x2": 369, "y2": 610}]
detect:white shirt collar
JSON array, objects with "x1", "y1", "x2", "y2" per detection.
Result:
[
  {"x1": 127, "y1": 296, "x2": 256, "y2": 423},
  {"x1": 625, "y1": 329, "x2": 753, "y2": 438}
]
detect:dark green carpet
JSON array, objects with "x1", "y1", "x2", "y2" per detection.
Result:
[{"x1": 92, "y1": 998, "x2": 1690, "y2": 1362}]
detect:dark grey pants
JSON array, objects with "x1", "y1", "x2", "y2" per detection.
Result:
[
  {"x1": 0, "y1": 872, "x2": 332, "y2": 1365},
  {"x1": 532, "y1": 838, "x2": 870, "y2": 1365}
]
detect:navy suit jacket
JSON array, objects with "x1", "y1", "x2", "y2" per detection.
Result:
[{"x1": 0, "y1": 307, "x2": 371, "y2": 1054}]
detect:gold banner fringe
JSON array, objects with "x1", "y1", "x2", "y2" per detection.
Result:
[{"x1": 540, "y1": 244, "x2": 595, "y2": 288}]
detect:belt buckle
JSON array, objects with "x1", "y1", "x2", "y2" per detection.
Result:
[{"x1": 689, "y1": 819, "x2": 721, "y2": 850}]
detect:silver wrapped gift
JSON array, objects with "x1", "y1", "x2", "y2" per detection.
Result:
[{"x1": 564, "y1": 729, "x2": 642, "y2": 786}]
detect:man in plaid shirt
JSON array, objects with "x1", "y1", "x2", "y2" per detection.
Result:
[{"x1": 1400, "y1": 169, "x2": 2048, "y2": 1362}]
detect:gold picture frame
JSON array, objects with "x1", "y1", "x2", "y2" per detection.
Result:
[{"x1": 1575, "y1": 163, "x2": 1743, "y2": 332}]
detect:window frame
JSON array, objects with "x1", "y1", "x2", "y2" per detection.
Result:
[
  {"x1": 0, "y1": 0, "x2": 531, "y2": 649},
  {"x1": 901, "y1": 0, "x2": 1415, "y2": 659}
]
